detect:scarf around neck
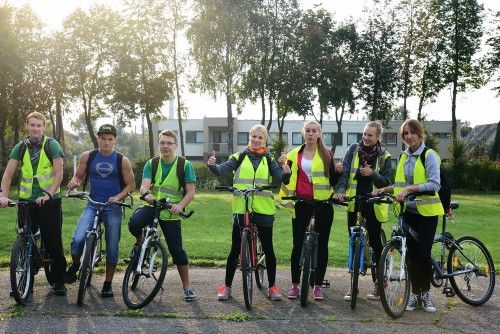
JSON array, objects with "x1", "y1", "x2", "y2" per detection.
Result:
[
  {"x1": 247, "y1": 145, "x2": 268, "y2": 155},
  {"x1": 357, "y1": 140, "x2": 380, "y2": 167}
]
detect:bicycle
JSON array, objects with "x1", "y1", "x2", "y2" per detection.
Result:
[
  {"x1": 9, "y1": 190, "x2": 55, "y2": 305},
  {"x1": 281, "y1": 195, "x2": 345, "y2": 307},
  {"x1": 344, "y1": 194, "x2": 388, "y2": 310},
  {"x1": 378, "y1": 192, "x2": 495, "y2": 319},
  {"x1": 66, "y1": 190, "x2": 133, "y2": 306},
  {"x1": 122, "y1": 194, "x2": 194, "y2": 310},
  {"x1": 216, "y1": 185, "x2": 273, "y2": 310}
]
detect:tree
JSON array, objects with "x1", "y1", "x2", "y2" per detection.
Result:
[
  {"x1": 109, "y1": 0, "x2": 174, "y2": 157},
  {"x1": 431, "y1": 0, "x2": 484, "y2": 141},
  {"x1": 64, "y1": 5, "x2": 122, "y2": 148},
  {"x1": 358, "y1": 0, "x2": 399, "y2": 124},
  {"x1": 188, "y1": 0, "x2": 257, "y2": 154},
  {"x1": 486, "y1": 11, "x2": 500, "y2": 96}
]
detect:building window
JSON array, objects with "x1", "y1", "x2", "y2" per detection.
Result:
[
  {"x1": 333, "y1": 132, "x2": 343, "y2": 146},
  {"x1": 383, "y1": 133, "x2": 398, "y2": 146},
  {"x1": 347, "y1": 133, "x2": 362, "y2": 145},
  {"x1": 186, "y1": 131, "x2": 203, "y2": 144},
  {"x1": 269, "y1": 132, "x2": 288, "y2": 144},
  {"x1": 292, "y1": 132, "x2": 303, "y2": 145},
  {"x1": 237, "y1": 132, "x2": 248, "y2": 145},
  {"x1": 322, "y1": 132, "x2": 334, "y2": 146}
]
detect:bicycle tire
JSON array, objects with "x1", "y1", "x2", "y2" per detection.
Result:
[
  {"x1": 350, "y1": 236, "x2": 361, "y2": 310},
  {"x1": 122, "y1": 240, "x2": 168, "y2": 310},
  {"x1": 447, "y1": 236, "x2": 495, "y2": 306},
  {"x1": 300, "y1": 235, "x2": 314, "y2": 307},
  {"x1": 378, "y1": 240, "x2": 410, "y2": 319},
  {"x1": 77, "y1": 233, "x2": 96, "y2": 306},
  {"x1": 10, "y1": 237, "x2": 33, "y2": 305},
  {"x1": 255, "y1": 236, "x2": 266, "y2": 289},
  {"x1": 241, "y1": 230, "x2": 253, "y2": 310},
  {"x1": 370, "y1": 229, "x2": 388, "y2": 282},
  {"x1": 431, "y1": 241, "x2": 444, "y2": 288}
]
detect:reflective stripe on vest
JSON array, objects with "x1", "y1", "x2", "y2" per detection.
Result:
[
  {"x1": 232, "y1": 152, "x2": 275, "y2": 215},
  {"x1": 278, "y1": 145, "x2": 333, "y2": 211},
  {"x1": 346, "y1": 148, "x2": 391, "y2": 222},
  {"x1": 151, "y1": 157, "x2": 184, "y2": 220},
  {"x1": 19, "y1": 137, "x2": 59, "y2": 199},
  {"x1": 394, "y1": 150, "x2": 444, "y2": 217}
]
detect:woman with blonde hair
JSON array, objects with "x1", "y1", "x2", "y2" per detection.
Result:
[
  {"x1": 207, "y1": 124, "x2": 291, "y2": 301},
  {"x1": 279, "y1": 120, "x2": 341, "y2": 300}
]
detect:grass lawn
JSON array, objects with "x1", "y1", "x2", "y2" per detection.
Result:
[{"x1": 0, "y1": 190, "x2": 498, "y2": 270}]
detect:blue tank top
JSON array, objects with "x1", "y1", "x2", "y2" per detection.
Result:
[{"x1": 89, "y1": 150, "x2": 121, "y2": 202}]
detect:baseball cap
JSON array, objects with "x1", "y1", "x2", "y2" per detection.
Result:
[{"x1": 97, "y1": 124, "x2": 117, "y2": 136}]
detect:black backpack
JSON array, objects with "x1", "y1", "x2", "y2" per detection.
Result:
[
  {"x1": 151, "y1": 156, "x2": 186, "y2": 194},
  {"x1": 18, "y1": 137, "x2": 54, "y2": 165},
  {"x1": 420, "y1": 147, "x2": 451, "y2": 212},
  {"x1": 82, "y1": 149, "x2": 124, "y2": 191}
]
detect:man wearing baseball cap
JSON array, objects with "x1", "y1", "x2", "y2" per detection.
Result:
[{"x1": 64, "y1": 124, "x2": 135, "y2": 298}]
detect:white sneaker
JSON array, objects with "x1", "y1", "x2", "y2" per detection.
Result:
[{"x1": 421, "y1": 290, "x2": 436, "y2": 312}]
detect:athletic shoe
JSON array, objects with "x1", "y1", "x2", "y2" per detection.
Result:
[
  {"x1": 52, "y1": 284, "x2": 67, "y2": 296},
  {"x1": 367, "y1": 283, "x2": 380, "y2": 300},
  {"x1": 344, "y1": 290, "x2": 358, "y2": 301},
  {"x1": 217, "y1": 284, "x2": 231, "y2": 300},
  {"x1": 406, "y1": 293, "x2": 419, "y2": 311},
  {"x1": 268, "y1": 285, "x2": 283, "y2": 301},
  {"x1": 421, "y1": 290, "x2": 436, "y2": 312},
  {"x1": 313, "y1": 286, "x2": 324, "y2": 300},
  {"x1": 64, "y1": 263, "x2": 79, "y2": 284},
  {"x1": 287, "y1": 285, "x2": 300, "y2": 299},
  {"x1": 101, "y1": 281, "x2": 114, "y2": 298},
  {"x1": 184, "y1": 288, "x2": 197, "y2": 301}
]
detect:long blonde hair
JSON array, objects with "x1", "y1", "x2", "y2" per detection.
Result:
[{"x1": 302, "y1": 120, "x2": 333, "y2": 177}]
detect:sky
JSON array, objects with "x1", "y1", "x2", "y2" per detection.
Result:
[{"x1": 8, "y1": 0, "x2": 500, "y2": 127}]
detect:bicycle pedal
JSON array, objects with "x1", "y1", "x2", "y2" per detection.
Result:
[
  {"x1": 321, "y1": 280, "x2": 330, "y2": 288},
  {"x1": 443, "y1": 287, "x2": 455, "y2": 297}
]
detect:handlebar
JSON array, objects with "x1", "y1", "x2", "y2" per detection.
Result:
[
  {"x1": 140, "y1": 192, "x2": 193, "y2": 219},
  {"x1": 65, "y1": 189, "x2": 133, "y2": 209},
  {"x1": 281, "y1": 195, "x2": 349, "y2": 207},
  {"x1": 215, "y1": 185, "x2": 277, "y2": 194}
]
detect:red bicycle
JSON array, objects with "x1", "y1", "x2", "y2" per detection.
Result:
[{"x1": 215, "y1": 185, "x2": 274, "y2": 309}]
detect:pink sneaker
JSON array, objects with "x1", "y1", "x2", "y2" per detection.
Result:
[
  {"x1": 268, "y1": 285, "x2": 283, "y2": 301},
  {"x1": 287, "y1": 285, "x2": 300, "y2": 299},
  {"x1": 217, "y1": 284, "x2": 231, "y2": 300},
  {"x1": 313, "y1": 285, "x2": 324, "y2": 300}
]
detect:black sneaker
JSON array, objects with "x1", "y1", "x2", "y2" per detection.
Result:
[
  {"x1": 64, "y1": 263, "x2": 79, "y2": 284},
  {"x1": 53, "y1": 284, "x2": 67, "y2": 296},
  {"x1": 101, "y1": 281, "x2": 114, "y2": 298}
]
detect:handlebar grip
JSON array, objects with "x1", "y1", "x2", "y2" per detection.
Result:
[
  {"x1": 139, "y1": 191, "x2": 150, "y2": 201},
  {"x1": 179, "y1": 210, "x2": 194, "y2": 219}
]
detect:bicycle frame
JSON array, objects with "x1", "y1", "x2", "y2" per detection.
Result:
[
  {"x1": 240, "y1": 194, "x2": 259, "y2": 271},
  {"x1": 79, "y1": 207, "x2": 103, "y2": 274}
]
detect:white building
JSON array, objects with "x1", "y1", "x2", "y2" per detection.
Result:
[{"x1": 154, "y1": 117, "x2": 457, "y2": 161}]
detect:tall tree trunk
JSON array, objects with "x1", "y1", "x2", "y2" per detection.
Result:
[
  {"x1": 173, "y1": 26, "x2": 185, "y2": 156},
  {"x1": 451, "y1": 0, "x2": 459, "y2": 142},
  {"x1": 267, "y1": 99, "x2": 273, "y2": 132},
  {"x1": 260, "y1": 87, "x2": 266, "y2": 125},
  {"x1": 146, "y1": 110, "x2": 154, "y2": 158},
  {"x1": 83, "y1": 94, "x2": 98, "y2": 149},
  {"x1": 55, "y1": 92, "x2": 65, "y2": 151}
]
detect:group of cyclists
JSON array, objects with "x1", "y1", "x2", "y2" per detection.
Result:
[{"x1": 0, "y1": 111, "x2": 447, "y2": 313}]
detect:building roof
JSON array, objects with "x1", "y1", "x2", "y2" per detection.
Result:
[{"x1": 464, "y1": 123, "x2": 498, "y2": 153}]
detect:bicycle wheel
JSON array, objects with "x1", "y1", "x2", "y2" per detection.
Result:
[
  {"x1": 241, "y1": 230, "x2": 253, "y2": 310},
  {"x1": 255, "y1": 236, "x2": 266, "y2": 289},
  {"x1": 350, "y1": 236, "x2": 361, "y2": 310},
  {"x1": 122, "y1": 240, "x2": 168, "y2": 310},
  {"x1": 77, "y1": 233, "x2": 96, "y2": 306},
  {"x1": 448, "y1": 236, "x2": 495, "y2": 306},
  {"x1": 10, "y1": 237, "x2": 34, "y2": 305},
  {"x1": 300, "y1": 235, "x2": 314, "y2": 307},
  {"x1": 378, "y1": 240, "x2": 410, "y2": 319}
]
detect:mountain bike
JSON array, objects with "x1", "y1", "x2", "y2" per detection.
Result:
[
  {"x1": 8, "y1": 190, "x2": 55, "y2": 305},
  {"x1": 378, "y1": 192, "x2": 495, "y2": 319},
  {"x1": 281, "y1": 195, "x2": 345, "y2": 307},
  {"x1": 122, "y1": 194, "x2": 193, "y2": 310},
  {"x1": 216, "y1": 185, "x2": 273, "y2": 310},
  {"x1": 66, "y1": 190, "x2": 133, "y2": 306},
  {"x1": 345, "y1": 194, "x2": 388, "y2": 310}
]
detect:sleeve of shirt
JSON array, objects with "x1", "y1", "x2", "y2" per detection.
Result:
[
  {"x1": 184, "y1": 160, "x2": 196, "y2": 183},
  {"x1": 269, "y1": 158, "x2": 290, "y2": 185},
  {"x1": 418, "y1": 150, "x2": 441, "y2": 193},
  {"x1": 143, "y1": 160, "x2": 152, "y2": 180},
  {"x1": 208, "y1": 155, "x2": 239, "y2": 177},
  {"x1": 49, "y1": 139, "x2": 65, "y2": 159},
  {"x1": 372, "y1": 154, "x2": 393, "y2": 188},
  {"x1": 9, "y1": 143, "x2": 22, "y2": 160},
  {"x1": 336, "y1": 144, "x2": 356, "y2": 193}
]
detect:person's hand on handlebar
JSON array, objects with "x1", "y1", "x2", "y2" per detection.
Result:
[
  {"x1": 107, "y1": 195, "x2": 122, "y2": 204},
  {"x1": 0, "y1": 196, "x2": 10, "y2": 208},
  {"x1": 36, "y1": 193, "x2": 52, "y2": 206},
  {"x1": 169, "y1": 203, "x2": 184, "y2": 215},
  {"x1": 334, "y1": 193, "x2": 347, "y2": 202},
  {"x1": 142, "y1": 193, "x2": 155, "y2": 204},
  {"x1": 67, "y1": 176, "x2": 82, "y2": 190},
  {"x1": 396, "y1": 185, "x2": 415, "y2": 203}
]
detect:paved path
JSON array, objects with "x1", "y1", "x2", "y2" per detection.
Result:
[{"x1": 0, "y1": 267, "x2": 498, "y2": 333}]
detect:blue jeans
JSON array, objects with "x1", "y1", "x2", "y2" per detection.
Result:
[{"x1": 70, "y1": 202, "x2": 122, "y2": 264}]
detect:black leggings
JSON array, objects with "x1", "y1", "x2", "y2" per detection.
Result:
[
  {"x1": 291, "y1": 201, "x2": 333, "y2": 285},
  {"x1": 347, "y1": 202, "x2": 384, "y2": 283},
  {"x1": 224, "y1": 214, "x2": 277, "y2": 288},
  {"x1": 404, "y1": 212, "x2": 438, "y2": 294}
]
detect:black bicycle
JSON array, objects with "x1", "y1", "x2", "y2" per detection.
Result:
[
  {"x1": 281, "y1": 195, "x2": 345, "y2": 307},
  {"x1": 122, "y1": 194, "x2": 193, "y2": 310},
  {"x1": 9, "y1": 192, "x2": 55, "y2": 305},
  {"x1": 378, "y1": 192, "x2": 495, "y2": 319},
  {"x1": 66, "y1": 190, "x2": 133, "y2": 306}
]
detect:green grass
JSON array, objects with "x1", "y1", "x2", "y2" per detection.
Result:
[{"x1": 0, "y1": 190, "x2": 498, "y2": 269}]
